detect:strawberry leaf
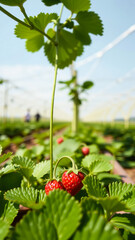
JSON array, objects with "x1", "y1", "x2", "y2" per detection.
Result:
[
  {"x1": 0, "y1": 152, "x2": 12, "y2": 164},
  {"x1": 15, "y1": 13, "x2": 58, "y2": 52},
  {"x1": 13, "y1": 210, "x2": 58, "y2": 240},
  {"x1": 81, "y1": 197, "x2": 104, "y2": 215},
  {"x1": 73, "y1": 212, "x2": 121, "y2": 240},
  {"x1": 111, "y1": 214, "x2": 135, "y2": 234},
  {"x1": 4, "y1": 187, "x2": 46, "y2": 209},
  {"x1": 0, "y1": 192, "x2": 18, "y2": 225},
  {"x1": 44, "y1": 29, "x2": 83, "y2": 69},
  {"x1": 42, "y1": 0, "x2": 61, "y2": 6},
  {"x1": 83, "y1": 175, "x2": 108, "y2": 198},
  {"x1": 33, "y1": 160, "x2": 50, "y2": 179},
  {"x1": 60, "y1": 0, "x2": 91, "y2": 13},
  {"x1": 0, "y1": 219, "x2": 9, "y2": 240},
  {"x1": 44, "y1": 190, "x2": 82, "y2": 240},
  {"x1": 74, "y1": 25, "x2": 91, "y2": 45},
  {"x1": 0, "y1": 0, "x2": 26, "y2": 6},
  {"x1": 89, "y1": 160, "x2": 113, "y2": 175},
  {"x1": 109, "y1": 182, "x2": 135, "y2": 200},
  {"x1": 76, "y1": 11, "x2": 104, "y2": 35}
]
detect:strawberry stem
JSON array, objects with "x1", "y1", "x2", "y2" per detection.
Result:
[{"x1": 53, "y1": 156, "x2": 77, "y2": 179}]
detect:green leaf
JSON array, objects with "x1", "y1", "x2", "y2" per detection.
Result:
[
  {"x1": 0, "y1": 172, "x2": 22, "y2": 191},
  {"x1": 12, "y1": 156, "x2": 35, "y2": 180},
  {"x1": 0, "y1": 0, "x2": 26, "y2": 6},
  {"x1": 0, "y1": 152, "x2": 12, "y2": 164},
  {"x1": 82, "y1": 154, "x2": 113, "y2": 170},
  {"x1": 44, "y1": 190, "x2": 81, "y2": 240},
  {"x1": 33, "y1": 160, "x2": 50, "y2": 179},
  {"x1": 74, "y1": 25, "x2": 91, "y2": 45},
  {"x1": 123, "y1": 190, "x2": 135, "y2": 213},
  {"x1": 81, "y1": 197, "x2": 104, "y2": 215},
  {"x1": 111, "y1": 214, "x2": 135, "y2": 234},
  {"x1": 76, "y1": 11, "x2": 104, "y2": 35},
  {"x1": 0, "y1": 164, "x2": 15, "y2": 176},
  {"x1": 13, "y1": 211, "x2": 58, "y2": 240},
  {"x1": 15, "y1": 13, "x2": 57, "y2": 52},
  {"x1": 89, "y1": 160, "x2": 113, "y2": 175},
  {"x1": 0, "y1": 192, "x2": 18, "y2": 224},
  {"x1": 0, "y1": 219, "x2": 9, "y2": 240},
  {"x1": 42, "y1": 0, "x2": 60, "y2": 6},
  {"x1": 83, "y1": 175, "x2": 108, "y2": 198},
  {"x1": 81, "y1": 80, "x2": 94, "y2": 90},
  {"x1": 109, "y1": 182, "x2": 135, "y2": 201},
  {"x1": 99, "y1": 197, "x2": 127, "y2": 214},
  {"x1": 61, "y1": 0, "x2": 90, "y2": 13},
  {"x1": 4, "y1": 187, "x2": 46, "y2": 209},
  {"x1": 44, "y1": 29, "x2": 83, "y2": 69},
  {"x1": 73, "y1": 212, "x2": 122, "y2": 240}
]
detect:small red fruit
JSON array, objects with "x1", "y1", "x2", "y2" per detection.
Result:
[
  {"x1": 45, "y1": 180, "x2": 65, "y2": 195},
  {"x1": 57, "y1": 137, "x2": 64, "y2": 144},
  {"x1": 62, "y1": 171, "x2": 84, "y2": 196},
  {"x1": 82, "y1": 147, "x2": 89, "y2": 156}
]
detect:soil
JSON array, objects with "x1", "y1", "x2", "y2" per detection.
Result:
[{"x1": 124, "y1": 168, "x2": 135, "y2": 183}]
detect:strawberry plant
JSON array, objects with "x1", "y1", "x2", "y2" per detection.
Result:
[{"x1": 1, "y1": 1, "x2": 135, "y2": 240}]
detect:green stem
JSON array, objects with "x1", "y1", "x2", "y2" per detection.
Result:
[
  {"x1": 49, "y1": 4, "x2": 64, "y2": 179},
  {"x1": 53, "y1": 156, "x2": 76, "y2": 179},
  {"x1": 0, "y1": 5, "x2": 56, "y2": 44}
]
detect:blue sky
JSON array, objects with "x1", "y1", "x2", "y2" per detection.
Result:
[{"x1": 0, "y1": 0, "x2": 135, "y2": 120}]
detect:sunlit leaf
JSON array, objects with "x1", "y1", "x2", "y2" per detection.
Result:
[
  {"x1": 89, "y1": 160, "x2": 112, "y2": 175},
  {"x1": 83, "y1": 175, "x2": 108, "y2": 198},
  {"x1": 61, "y1": 0, "x2": 90, "y2": 13},
  {"x1": 13, "y1": 211, "x2": 58, "y2": 240},
  {"x1": 109, "y1": 182, "x2": 135, "y2": 200},
  {"x1": 0, "y1": 152, "x2": 12, "y2": 164},
  {"x1": 44, "y1": 190, "x2": 81, "y2": 240},
  {"x1": 44, "y1": 29, "x2": 83, "y2": 69},
  {"x1": 33, "y1": 160, "x2": 50, "y2": 179},
  {"x1": 15, "y1": 13, "x2": 58, "y2": 52},
  {"x1": 76, "y1": 11, "x2": 104, "y2": 35},
  {"x1": 0, "y1": 219, "x2": 9, "y2": 240},
  {"x1": 4, "y1": 187, "x2": 46, "y2": 209},
  {"x1": 74, "y1": 25, "x2": 91, "y2": 45}
]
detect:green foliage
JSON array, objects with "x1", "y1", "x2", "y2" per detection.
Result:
[
  {"x1": 0, "y1": 152, "x2": 12, "y2": 164},
  {"x1": 33, "y1": 160, "x2": 50, "y2": 179},
  {"x1": 73, "y1": 212, "x2": 122, "y2": 240},
  {"x1": 13, "y1": 210, "x2": 58, "y2": 240},
  {"x1": 109, "y1": 182, "x2": 135, "y2": 200},
  {"x1": 15, "y1": 13, "x2": 58, "y2": 52},
  {"x1": 81, "y1": 197, "x2": 104, "y2": 215},
  {"x1": 82, "y1": 154, "x2": 113, "y2": 171},
  {"x1": 74, "y1": 25, "x2": 91, "y2": 45},
  {"x1": 44, "y1": 190, "x2": 81, "y2": 240},
  {"x1": 89, "y1": 160, "x2": 112, "y2": 175},
  {"x1": 44, "y1": 29, "x2": 83, "y2": 69},
  {"x1": 0, "y1": 192, "x2": 18, "y2": 225},
  {"x1": 76, "y1": 11, "x2": 103, "y2": 35},
  {"x1": 111, "y1": 214, "x2": 135, "y2": 234},
  {"x1": 0, "y1": 172, "x2": 22, "y2": 191},
  {"x1": 42, "y1": 0, "x2": 61, "y2": 6},
  {"x1": 83, "y1": 175, "x2": 107, "y2": 198},
  {"x1": 0, "y1": 0, "x2": 26, "y2": 6},
  {"x1": 0, "y1": 219, "x2": 9, "y2": 240},
  {"x1": 61, "y1": 0, "x2": 90, "y2": 13},
  {"x1": 4, "y1": 186, "x2": 46, "y2": 209}
]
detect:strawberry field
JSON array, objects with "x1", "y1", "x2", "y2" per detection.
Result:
[{"x1": 0, "y1": 0, "x2": 135, "y2": 240}]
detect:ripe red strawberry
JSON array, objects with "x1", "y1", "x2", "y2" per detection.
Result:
[
  {"x1": 62, "y1": 171, "x2": 84, "y2": 196},
  {"x1": 57, "y1": 137, "x2": 64, "y2": 144},
  {"x1": 45, "y1": 180, "x2": 65, "y2": 195},
  {"x1": 82, "y1": 146, "x2": 89, "y2": 156}
]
